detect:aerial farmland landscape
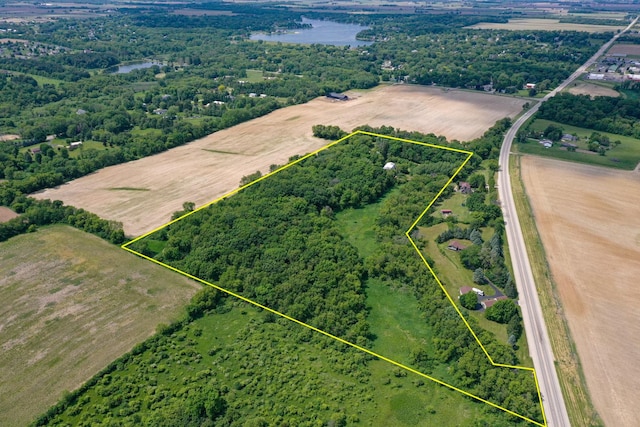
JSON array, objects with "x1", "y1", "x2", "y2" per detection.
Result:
[{"x1": 1, "y1": 0, "x2": 640, "y2": 426}]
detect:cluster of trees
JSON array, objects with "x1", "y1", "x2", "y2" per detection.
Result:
[
  {"x1": 0, "y1": 197, "x2": 125, "y2": 244},
  {"x1": 537, "y1": 92, "x2": 640, "y2": 138},
  {"x1": 458, "y1": 225, "x2": 517, "y2": 298}
]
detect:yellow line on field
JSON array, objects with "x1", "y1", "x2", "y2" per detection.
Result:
[{"x1": 122, "y1": 130, "x2": 546, "y2": 426}]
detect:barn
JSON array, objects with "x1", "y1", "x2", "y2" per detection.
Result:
[{"x1": 327, "y1": 92, "x2": 349, "y2": 101}]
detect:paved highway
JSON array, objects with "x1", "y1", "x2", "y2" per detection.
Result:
[{"x1": 497, "y1": 17, "x2": 638, "y2": 427}]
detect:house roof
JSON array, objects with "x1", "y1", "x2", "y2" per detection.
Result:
[
  {"x1": 482, "y1": 296, "x2": 508, "y2": 309},
  {"x1": 447, "y1": 241, "x2": 466, "y2": 250},
  {"x1": 441, "y1": 209, "x2": 452, "y2": 214},
  {"x1": 459, "y1": 286, "x2": 473, "y2": 295}
]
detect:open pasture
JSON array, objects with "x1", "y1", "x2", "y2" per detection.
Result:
[
  {"x1": 33, "y1": 85, "x2": 524, "y2": 236},
  {"x1": 0, "y1": 226, "x2": 200, "y2": 426},
  {"x1": 521, "y1": 156, "x2": 640, "y2": 427}
]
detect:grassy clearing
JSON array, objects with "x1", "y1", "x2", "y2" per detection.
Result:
[
  {"x1": 522, "y1": 118, "x2": 640, "y2": 170},
  {"x1": 0, "y1": 225, "x2": 200, "y2": 426},
  {"x1": 510, "y1": 156, "x2": 603, "y2": 427},
  {"x1": 245, "y1": 69, "x2": 264, "y2": 83}
]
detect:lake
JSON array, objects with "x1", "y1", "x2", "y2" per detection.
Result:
[
  {"x1": 251, "y1": 18, "x2": 372, "y2": 47},
  {"x1": 113, "y1": 61, "x2": 164, "y2": 74}
]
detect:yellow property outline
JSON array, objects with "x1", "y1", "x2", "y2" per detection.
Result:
[{"x1": 122, "y1": 130, "x2": 546, "y2": 426}]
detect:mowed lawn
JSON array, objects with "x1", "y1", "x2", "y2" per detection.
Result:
[{"x1": 0, "y1": 226, "x2": 200, "y2": 426}]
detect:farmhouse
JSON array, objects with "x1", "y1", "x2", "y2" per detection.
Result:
[
  {"x1": 447, "y1": 241, "x2": 466, "y2": 251},
  {"x1": 481, "y1": 296, "x2": 508, "y2": 309},
  {"x1": 459, "y1": 182, "x2": 472, "y2": 194},
  {"x1": 383, "y1": 161, "x2": 396, "y2": 170},
  {"x1": 539, "y1": 139, "x2": 553, "y2": 148},
  {"x1": 459, "y1": 286, "x2": 473, "y2": 295},
  {"x1": 327, "y1": 92, "x2": 349, "y2": 101},
  {"x1": 561, "y1": 134, "x2": 577, "y2": 142}
]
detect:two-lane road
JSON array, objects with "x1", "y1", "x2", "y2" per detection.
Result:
[{"x1": 497, "y1": 16, "x2": 638, "y2": 427}]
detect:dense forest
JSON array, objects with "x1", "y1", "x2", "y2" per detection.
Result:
[{"x1": 44, "y1": 131, "x2": 540, "y2": 425}]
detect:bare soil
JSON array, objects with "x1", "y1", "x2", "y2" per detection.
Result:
[
  {"x1": 567, "y1": 81, "x2": 620, "y2": 98},
  {"x1": 34, "y1": 85, "x2": 524, "y2": 236},
  {"x1": 0, "y1": 206, "x2": 18, "y2": 222},
  {"x1": 521, "y1": 156, "x2": 640, "y2": 427},
  {"x1": 0, "y1": 134, "x2": 20, "y2": 141},
  {"x1": 0, "y1": 226, "x2": 200, "y2": 426}
]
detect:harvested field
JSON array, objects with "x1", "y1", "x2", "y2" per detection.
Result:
[
  {"x1": 467, "y1": 18, "x2": 626, "y2": 33},
  {"x1": 521, "y1": 156, "x2": 640, "y2": 427},
  {"x1": 34, "y1": 85, "x2": 524, "y2": 236},
  {"x1": 0, "y1": 206, "x2": 18, "y2": 222},
  {"x1": 0, "y1": 226, "x2": 200, "y2": 426},
  {"x1": 0, "y1": 134, "x2": 20, "y2": 142},
  {"x1": 567, "y1": 81, "x2": 620, "y2": 98}
]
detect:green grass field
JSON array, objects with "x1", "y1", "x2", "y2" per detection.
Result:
[
  {"x1": 245, "y1": 69, "x2": 265, "y2": 83},
  {"x1": 0, "y1": 225, "x2": 200, "y2": 426},
  {"x1": 521, "y1": 118, "x2": 640, "y2": 170},
  {"x1": 51, "y1": 300, "x2": 507, "y2": 426}
]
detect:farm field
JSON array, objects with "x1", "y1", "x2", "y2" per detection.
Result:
[
  {"x1": 0, "y1": 206, "x2": 18, "y2": 222},
  {"x1": 566, "y1": 81, "x2": 620, "y2": 98},
  {"x1": 467, "y1": 18, "x2": 626, "y2": 32},
  {"x1": 520, "y1": 156, "x2": 640, "y2": 427},
  {"x1": 33, "y1": 84, "x2": 525, "y2": 237},
  {"x1": 0, "y1": 225, "x2": 200, "y2": 426}
]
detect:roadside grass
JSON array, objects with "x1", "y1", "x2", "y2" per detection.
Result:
[
  {"x1": 0, "y1": 225, "x2": 200, "y2": 426},
  {"x1": 522, "y1": 118, "x2": 640, "y2": 170},
  {"x1": 510, "y1": 155, "x2": 603, "y2": 427}
]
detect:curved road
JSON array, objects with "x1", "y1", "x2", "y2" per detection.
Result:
[{"x1": 498, "y1": 17, "x2": 638, "y2": 427}]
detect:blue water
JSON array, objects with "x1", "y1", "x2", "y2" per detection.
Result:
[
  {"x1": 114, "y1": 61, "x2": 163, "y2": 74},
  {"x1": 251, "y1": 18, "x2": 372, "y2": 47}
]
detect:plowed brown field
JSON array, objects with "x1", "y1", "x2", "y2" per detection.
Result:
[
  {"x1": 521, "y1": 156, "x2": 640, "y2": 427},
  {"x1": 34, "y1": 85, "x2": 525, "y2": 236}
]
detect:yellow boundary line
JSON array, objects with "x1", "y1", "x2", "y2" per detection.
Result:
[{"x1": 122, "y1": 131, "x2": 546, "y2": 426}]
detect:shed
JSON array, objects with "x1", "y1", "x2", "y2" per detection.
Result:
[
  {"x1": 447, "y1": 241, "x2": 466, "y2": 251},
  {"x1": 327, "y1": 92, "x2": 348, "y2": 101},
  {"x1": 69, "y1": 141, "x2": 83, "y2": 150},
  {"x1": 383, "y1": 162, "x2": 396, "y2": 170},
  {"x1": 441, "y1": 209, "x2": 453, "y2": 216}
]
